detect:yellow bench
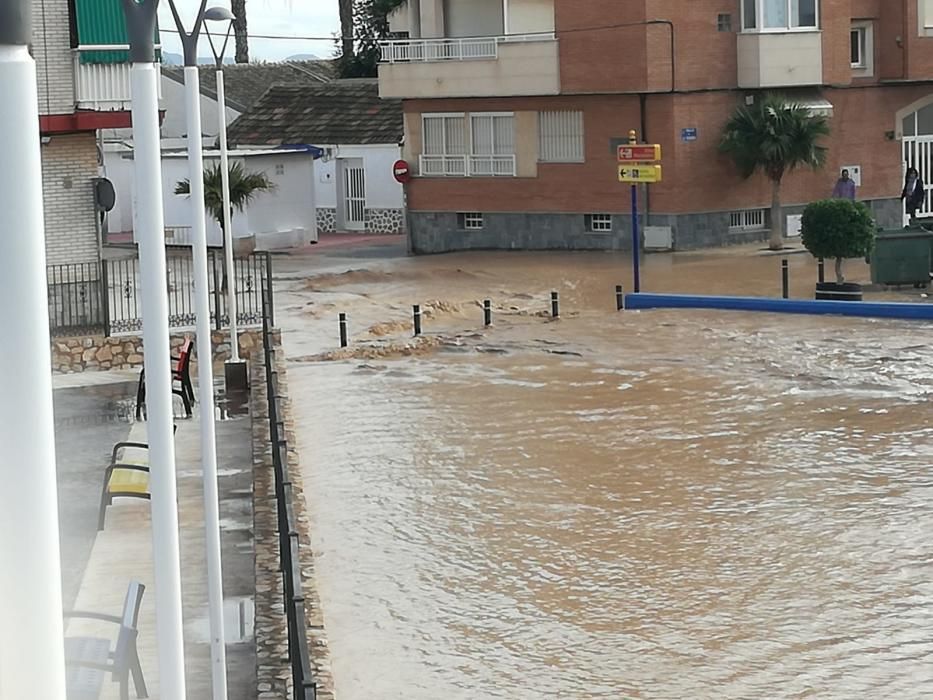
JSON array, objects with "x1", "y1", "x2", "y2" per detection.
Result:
[{"x1": 98, "y1": 441, "x2": 151, "y2": 530}]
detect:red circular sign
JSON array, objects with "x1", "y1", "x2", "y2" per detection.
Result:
[{"x1": 393, "y1": 159, "x2": 412, "y2": 184}]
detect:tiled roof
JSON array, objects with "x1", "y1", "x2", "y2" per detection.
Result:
[
  {"x1": 226, "y1": 79, "x2": 403, "y2": 147},
  {"x1": 161, "y1": 60, "x2": 335, "y2": 112}
]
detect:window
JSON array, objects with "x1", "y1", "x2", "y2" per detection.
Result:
[
  {"x1": 586, "y1": 214, "x2": 613, "y2": 233},
  {"x1": 718, "y1": 13, "x2": 733, "y2": 32},
  {"x1": 275, "y1": 163, "x2": 285, "y2": 175},
  {"x1": 458, "y1": 213, "x2": 484, "y2": 230},
  {"x1": 421, "y1": 112, "x2": 516, "y2": 177},
  {"x1": 851, "y1": 22, "x2": 873, "y2": 75},
  {"x1": 729, "y1": 209, "x2": 768, "y2": 230},
  {"x1": 742, "y1": 0, "x2": 818, "y2": 31},
  {"x1": 422, "y1": 113, "x2": 468, "y2": 176},
  {"x1": 539, "y1": 111, "x2": 584, "y2": 163},
  {"x1": 471, "y1": 114, "x2": 515, "y2": 176},
  {"x1": 922, "y1": 0, "x2": 933, "y2": 34}
]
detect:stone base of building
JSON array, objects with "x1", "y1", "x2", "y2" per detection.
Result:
[
  {"x1": 316, "y1": 207, "x2": 405, "y2": 235},
  {"x1": 408, "y1": 198, "x2": 903, "y2": 254}
]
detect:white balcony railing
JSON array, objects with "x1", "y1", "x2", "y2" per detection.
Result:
[
  {"x1": 380, "y1": 33, "x2": 554, "y2": 63},
  {"x1": 419, "y1": 154, "x2": 516, "y2": 177},
  {"x1": 73, "y1": 45, "x2": 162, "y2": 111}
]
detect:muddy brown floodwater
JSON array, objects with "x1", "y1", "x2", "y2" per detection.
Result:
[{"x1": 277, "y1": 245, "x2": 933, "y2": 699}]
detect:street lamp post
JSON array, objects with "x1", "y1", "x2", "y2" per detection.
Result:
[
  {"x1": 167, "y1": 2, "x2": 231, "y2": 699},
  {"x1": 120, "y1": 1, "x2": 188, "y2": 697},
  {"x1": 204, "y1": 14, "x2": 248, "y2": 395},
  {"x1": 0, "y1": 1, "x2": 67, "y2": 695}
]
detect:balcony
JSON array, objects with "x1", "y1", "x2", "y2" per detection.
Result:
[
  {"x1": 737, "y1": 31, "x2": 823, "y2": 89},
  {"x1": 419, "y1": 154, "x2": 516, "y2": 177},
  {"x1": 378, "y1": 34, "x2": 559, "y2": 99},
  {"x1": 73, "y1": 46, "x2": 161, "y2": 112}
]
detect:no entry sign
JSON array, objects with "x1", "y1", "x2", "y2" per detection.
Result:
[{"x1": 393, "y1": 159, "x2": 412, "y2": 184}]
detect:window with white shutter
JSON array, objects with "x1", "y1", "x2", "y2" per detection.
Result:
[{"x1": 538, "y1": 111, "x2": 584, "y2": 163}]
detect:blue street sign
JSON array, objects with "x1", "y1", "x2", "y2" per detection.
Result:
[{"x1": 681, "y1": 128, "x2": 698, "y2": 142}]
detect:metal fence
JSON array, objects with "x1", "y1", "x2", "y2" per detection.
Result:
[
  {"x1": 261, "y1": 283, "x2": 316, "y2": 700},
  {"x1": 48, "y1": 250, "x2": 272, "y2": 337}
]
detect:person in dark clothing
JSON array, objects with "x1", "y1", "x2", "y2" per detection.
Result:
[{"x1": 902, "y1": 167, "x2": 926, "y2": 221}]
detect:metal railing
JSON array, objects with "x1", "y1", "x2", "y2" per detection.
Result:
[
  {"x1": 261, "y1": 281, "x2": 317, "y2": 700},
  {"x1": 419, "y1": 154, "x2": 516, "y2": 177},
  {"x1": 48, "y1": 250, "x2": 272, "y2": 337},
  {"x1": 73, "y1": 46, "x2": 163, "y2": 111},
  {"x1": 379, "y1": 32, "x2": 555, "y2": 63}
]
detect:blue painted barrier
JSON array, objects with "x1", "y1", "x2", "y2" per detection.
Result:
[{"x1": 624, "y1": 293, "x2": 933, "y2": 321}]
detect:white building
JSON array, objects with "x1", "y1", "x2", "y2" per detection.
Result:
[{"x1": 226, "y1": 79, "x2": 406, "y2": 234}]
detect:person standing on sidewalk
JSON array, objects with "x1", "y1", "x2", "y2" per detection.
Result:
[
  {"x1": 832, "y1": 169, "x2": 857, "y2": 200},
  {"x1": 902, "y1": 167, "x2": 926, "y2": 221}
]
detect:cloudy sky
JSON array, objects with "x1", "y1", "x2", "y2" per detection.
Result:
[{"x1": 158, "y1": 0, "x2": 341, "y2": 61}]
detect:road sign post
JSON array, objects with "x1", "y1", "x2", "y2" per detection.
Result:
[{"x1": 618, "y1": 130, "x2": 663, "y2": 293}]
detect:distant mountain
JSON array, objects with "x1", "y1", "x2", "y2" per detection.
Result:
[
  {"x1": 286, "y1": 54, "x2": 320, "y2": 61},
  {"x1": 161, "y1": 52, "x2": 235, "y2": 66}
]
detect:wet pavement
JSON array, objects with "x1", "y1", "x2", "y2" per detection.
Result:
[{"x1": 274, "y1": 241, "x2": 933, "y2": 699}]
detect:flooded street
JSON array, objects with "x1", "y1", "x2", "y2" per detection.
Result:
[{"x1": 277, "y1": 243, "x2": 933, "y2": 698}]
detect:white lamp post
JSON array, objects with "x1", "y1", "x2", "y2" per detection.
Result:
[
  {"x1": 167, "y1": 2, "x2": 230, "y2": 698},
  {"x1": 120, "y1": 1, "x2": 188, "y2": 697},
  {"x1": 0, "y1": 1, "x2": 67, "y2": 695},
  {"x1": 204, "y1": 11, "x2": 247, "y2": 394}
]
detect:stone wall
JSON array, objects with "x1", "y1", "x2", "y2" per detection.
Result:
[
  {"x1": 250, "y1": 351, "x2": 334, "y2": 700},
  {"x1": 50, "y1": 329, "x2": 279, "y2": 375},
  {"x1": 408, "y1": 198, "x2": 904, "y2": 254}
]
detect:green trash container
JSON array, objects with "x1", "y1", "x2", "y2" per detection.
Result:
[{"x1": 870, "y1": 229, "x2": 933, "y2": 286}]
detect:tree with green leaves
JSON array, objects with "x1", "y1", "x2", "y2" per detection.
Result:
[
  {"x1": 337, "y1": 0, "x2": 405, "y2": 78},
  {"x1": 175, "y1": 162, "x2": 275, "y2": 288},
  {"x1": 801, "y1": 199, "x2": 875, "y2": 284},
  {"x1": 719, "y1": 94, "x2": 830, "y2": 250}
]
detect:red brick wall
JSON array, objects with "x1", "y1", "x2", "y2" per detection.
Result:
[
  {"x1": 407, "y1": 85, "x2": 933, "y2": 216},
  {"x1": 554, "y1": 0, "x2": 650, "y2": 93},
  {"x1": 823, "y1": 0, "x2": 854, "y2": 86}
]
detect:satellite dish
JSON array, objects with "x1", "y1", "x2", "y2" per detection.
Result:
[{"x1": 94, "y1": 178, "x2": 116, "y2": 212}]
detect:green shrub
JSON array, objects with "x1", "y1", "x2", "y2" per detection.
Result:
[{"x1": 800, "y1": 199, "x2": 875, "y2": 261}]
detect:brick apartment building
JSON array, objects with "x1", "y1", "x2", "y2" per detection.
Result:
[
  {"x1": 380, "y1": 0, "x2": 933, "y2": 253},
  {"x1": 34, "y1": 0, "x2": 141, "y2": 266}
]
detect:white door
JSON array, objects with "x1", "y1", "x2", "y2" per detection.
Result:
[
  {"x1": 341, "y1": 159, "x2": 366, "y2": 231},
  {"x1": 902, "y1": 137, "x2": 933, "y2": 225}
]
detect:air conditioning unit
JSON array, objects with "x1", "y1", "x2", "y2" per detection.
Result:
[{"x1": 644, "y1": 225, "x2": 673, "y2": 251}]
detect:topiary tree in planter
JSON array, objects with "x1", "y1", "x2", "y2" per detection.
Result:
[{"x1": 800, "y1": 199, "x2": 875, "y2": 284}]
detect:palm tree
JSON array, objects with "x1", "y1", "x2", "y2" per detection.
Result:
[
  {"x1": 339, "y1": 0, "x2": 354, "y2": 63},
  {"x1": 231, "y1": 0, "x2": 249, "y2": 63},
  {"x1": 175, "y1": 161, "x2": 275, "y2": 288},
  {"x1": 719, "y1": 94, "x2": 830, "y2": 250}
]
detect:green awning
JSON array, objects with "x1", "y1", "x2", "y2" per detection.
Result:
[{"x1": 75, "y1": 0, "x2": 160, "y2": 64}]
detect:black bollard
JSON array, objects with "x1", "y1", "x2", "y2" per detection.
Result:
[
  {"x1": 615, "y1": 285, "x2": 624, "y2": 311},
  {"x1": 483, "y1": 299, "x2": 492, "y2": 327},
  {"x1": 782, "y1": 259, "x2": 789, "y2": 299},
  {"x1": 339, "y1": 313, "x2": 348, "y2": 348},
  {"x1": 413, "y1": 304, "x2": 422, "y2": 336},
  {"x1": 551, "y1": 291, "x2": 560, "y2": 318},
  {"x1": 818, "y1": 257, "x2": 825, "y2": 284}
]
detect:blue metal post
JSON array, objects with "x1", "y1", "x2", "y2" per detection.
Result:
[{"x1": 631, "y1": 184, "x2": 641, "y2": 293}]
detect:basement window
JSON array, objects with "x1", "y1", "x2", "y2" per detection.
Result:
[
  {"x1": 729, "y1": 209, "x2": 768, "y2": 230},
  {"x1": 458, "y1": 213, "x2": 484, "y2": 230},
  {"x1": 586, "y1": 214, "x2": 613, "y2": 233}
]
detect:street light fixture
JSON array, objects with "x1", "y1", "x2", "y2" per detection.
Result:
[
  {"x1": 203, "y1": 8, "x2": 247, "y2": 396},
  {"x1": 166, "y1": 1, "x2": 232, "y2": 698}
]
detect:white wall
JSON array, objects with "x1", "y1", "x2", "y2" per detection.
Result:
[
  {"x1": 159, "y1": 74, "x2": 241, "y2": 141},
  {"x1": 507, "y1": 0, "x2": 554, "y2": 34},
  {"x1": 106, "y1": 149, "x2": 317, "y2": 250},
  {"x1": 316, "y1": 144, "x2": 404, "y2": 210}
]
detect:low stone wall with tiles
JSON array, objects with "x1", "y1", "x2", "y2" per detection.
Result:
[
  {"x1": 316, "y1": 208, "x2": 337, "y2": 234},
  {"x1": 365, "y1": 207, "x2": 405, "y2": 234},
  {"x1": 50, "y1": 329, "x2": 281, "y2": 375},
  {"x1": 250, "y1": 351, "x2": 335, "y2": 700}
]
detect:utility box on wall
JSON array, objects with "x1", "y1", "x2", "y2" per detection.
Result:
[{"x1": 644, "y1": 226, "x2": 674, "y2": 251}]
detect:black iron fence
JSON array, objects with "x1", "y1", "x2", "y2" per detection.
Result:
[
  {"x1": 261, "y1": 282, "x2": 316, "y2": 700},
  {"x1": 48, "y1": 250, "x2": 272, "y2": 337}
]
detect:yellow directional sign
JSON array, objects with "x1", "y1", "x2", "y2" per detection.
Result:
[{"x1": 618, "y1": 164, "x2": 662, "y2": 183}]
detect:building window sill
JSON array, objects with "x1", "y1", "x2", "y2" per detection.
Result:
[{"x1": 739, "y1": 28, "x2": 821, "y2": 35}]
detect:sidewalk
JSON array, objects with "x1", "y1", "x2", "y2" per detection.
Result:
[{"x1": 58, "y1": 370, "x2": 255, "y2": 699}]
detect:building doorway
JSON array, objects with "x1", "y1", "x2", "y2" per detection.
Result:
[
  {"x1": 900, "y1": 102, "x2": 933, "y2": 225},
  {"x1": 337, "y1": 158, "x2": 366, "y2": 232}
]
